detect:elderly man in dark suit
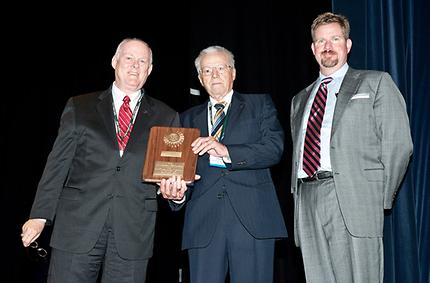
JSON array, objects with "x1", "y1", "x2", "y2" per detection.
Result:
[
  {"x1": 160, "y1": 45, "x2": 287, "y2": 283},
  {"x1": 21, "y1": 38, "x2": 179, "y2": 283},
  {"x1": 290, "y1": 12, "x2": 413, "y2": 282}
]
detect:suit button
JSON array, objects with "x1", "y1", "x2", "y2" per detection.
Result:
[
  {"x1": 217, "y1": 192, "x2": 224, "y2": 199},
  {"x1": 116, "y1": 166, "x2": 121, "y2": 171}
]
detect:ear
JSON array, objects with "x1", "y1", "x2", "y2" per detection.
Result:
[
  {"x1": 147, "y1": 64, "x2": 153, "y2": 76},
  {"x1": 311, "y1": 43, "x2": 316, "y2": 56},
  {"x1": 198, "y1": 75, "x2": 204, "y2": 86},
  {"x1": 111, "y1": 56, "x2": 117, "y2": 69},
  {"x1": 231, "y1": 68, "x2": 237, "y2": 81},
  {"x1": 346, "y1": 38, "x2": 352, "y2": 54}
]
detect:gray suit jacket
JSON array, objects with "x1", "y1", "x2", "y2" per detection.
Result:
[
  {"x1": 290, "y1": 67, "x2": 413, "y2": 240},
  {"x1": 29, "y1": 87, "x2": 179, "y2": 259}
]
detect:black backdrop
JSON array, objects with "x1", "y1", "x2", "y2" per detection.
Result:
[{"x1": 3, "y1": 1, "x2": 331, "y2": 282}]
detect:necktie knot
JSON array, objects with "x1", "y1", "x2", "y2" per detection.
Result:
[
  {"x1": 321, "y1": 77, "x2": 333, "y2": 86},
  {"x1": 214, "y1": 102, "x2": 225, "y2": 111},
  {"x1": 123, "y1": 95, "x2": 131, "y2": 104}
]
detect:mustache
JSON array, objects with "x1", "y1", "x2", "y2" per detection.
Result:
[{"x1": 322, "y1": 50, "x2": 336, "y2": 55}]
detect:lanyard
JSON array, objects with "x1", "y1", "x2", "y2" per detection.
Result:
[{"x1": 112, "y1": 93, "x2": 144, "y2": 140}]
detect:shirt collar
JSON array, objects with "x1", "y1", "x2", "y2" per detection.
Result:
[
  {"x1": 112, "y1": 82, "x2": 142, "y2": 103},
  {"x1": 319, "y1": 63, "x2": 349, "y2": 82},
  {"x1": 209, "y1": 90, "x2": 234, "y2": 108}
]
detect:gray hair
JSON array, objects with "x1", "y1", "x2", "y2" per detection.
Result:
[{"x1": 194, "y1": 45, "x2": 235, "y2": 73}]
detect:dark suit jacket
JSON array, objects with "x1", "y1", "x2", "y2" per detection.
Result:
[
  {"x1": 180, "y1": 92, "x2": 288, "y2": 249},
  {"x1": 290, "y1": 67, "x2": 413, "y2": 242},
  {"x1": 29, "y1": 87, "x2": 180, "y2": 259}
]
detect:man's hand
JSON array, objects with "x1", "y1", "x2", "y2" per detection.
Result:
[
  {"x1": 158, "y1": 175, "x2": 201, "y2": 201},
  {"x1": 158, "y1": 176, "x2": 188, "y2": 201},
  {"x1": 21, "y1": 219, "x2": 46, "y2": 247},
  {"x1": 191, "y1": 136, "x2": 229, "y2": 157}
]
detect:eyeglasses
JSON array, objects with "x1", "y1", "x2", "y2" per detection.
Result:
[
  {"x1": 313, "y1": 35, "x2": 346, "y2": 47},
  {"x1": 200, "y1": 64, "x2": 233, "y2": 76},
  {"x1": 27, "y1": 241, "x2": 48, "y2": 261}
]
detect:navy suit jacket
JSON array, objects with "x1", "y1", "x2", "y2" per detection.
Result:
[
  {"x1": 29, "y1": 87, "x2": 180, "y2": 259},
  {"x1": 180, "y1": 92, "x2": 287, "y2": 249}
]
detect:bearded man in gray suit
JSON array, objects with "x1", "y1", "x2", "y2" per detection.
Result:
[{"x1": 290, "y1": 12, "x2": 413, "y2": 283}]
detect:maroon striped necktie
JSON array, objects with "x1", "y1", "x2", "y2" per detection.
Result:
[
  {"x1": 117, "y1": 96, "x2": 133, "y2": 151},
  {"x1": 302, "y1": 77, "x2": 333, "y2": 177}
]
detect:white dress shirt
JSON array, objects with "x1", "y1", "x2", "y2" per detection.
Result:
[
  {"x1": 297, "y1": 64, "x2": 349, "y2": 178},
  {"x1": 112, "y1": 83, "x2": 143, "y2": 156}
]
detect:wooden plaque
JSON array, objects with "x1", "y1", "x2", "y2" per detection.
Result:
[{"x1": 143, "y1": 126, "x2": 200, "y2": 183}]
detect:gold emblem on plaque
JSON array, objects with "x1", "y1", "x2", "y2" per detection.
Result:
[{"x1": 163, "y1": 131, "x2": 185, "y2": 148}]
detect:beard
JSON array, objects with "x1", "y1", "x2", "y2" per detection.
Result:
[{"x1": 320, "y1": 51, "x2": 338, "y2": 68}]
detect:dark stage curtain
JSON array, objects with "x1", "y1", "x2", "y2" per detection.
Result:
[{"x1": 333, "y1": 0, "x2": 430, "y2": 282}]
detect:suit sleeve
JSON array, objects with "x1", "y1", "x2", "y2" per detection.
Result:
[
  {"x1": 227, "y1": 94, "x2": 284, "y2": 170},
  {"x1": 376, "y1": 73, "x2": 413, "y2": 209},
  {"x1": 169, "y1": 112, "x2": 180, "y2": 127},
  {"x1": 29, "y1": 98, "x2": 78, "y2": 223}
]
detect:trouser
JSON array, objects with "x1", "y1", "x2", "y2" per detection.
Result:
[
  {"x1": 296, "y1": 178, "x2": 383, "y2": 283},
  {"x1": 48, "y1": 212, "x2": 148, "y2": 283},
  {"x1": 188, "y1": 192, "x2": 275, "y2": 283}
]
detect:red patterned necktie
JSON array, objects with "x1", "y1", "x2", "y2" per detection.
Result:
[
  {"x1": 302, "y1": 77, "x2": 333, "y2": 177},
  {"x1": 117, "y1": 96, "x2": 133, "y2": 151},
  {"x1": 211, "y1": 102, "x2": 226, "y2": 141}
]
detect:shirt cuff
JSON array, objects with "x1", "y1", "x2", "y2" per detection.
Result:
[
  {"x1": 222, "y1": 155, "x2": 232, "y2": 163},
  {"x1": 172, "y1": 196, "x2": 186, "y2": 204}
]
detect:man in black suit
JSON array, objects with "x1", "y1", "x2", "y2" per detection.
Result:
[
  {"x1": 21, "y1": 38, "x2": 179, "y2": 283},
  {"x1": 160, "y1": 45, "x2": 287, "y2": 283}
]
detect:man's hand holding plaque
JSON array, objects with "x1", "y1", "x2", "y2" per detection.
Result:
[
  {"x1": 158, "y1": 175, "x2": 201, "y2": 201},
  {"x1": 143, "y1": 126, "x2": 200, "y2": 183}
]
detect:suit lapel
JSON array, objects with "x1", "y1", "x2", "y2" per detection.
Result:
[
  {"x1": 331, "y1": 68, "x2": 361, "y2": 137},
  {"x1": 222, "y1": 92, "x2": 245, "y2": 144},
  {"x1": 192, "y1": 103, "x2": 210, "y2": 137},
  {"x1": 191, "y1": 103, "x2": 210, "y2": 166},
  {"x1": 292, "y1": 84, "x2": 315, "y2": 166},
  {"x1": 96, "y1": 89, "x2": 118, "y2": 149},
  {"x1": 294, "y1": 84, "x2": 314, "y2": 141}
]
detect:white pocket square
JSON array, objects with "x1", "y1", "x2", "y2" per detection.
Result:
[{"x1": 351, "y1": 93, "x2": 370, "y2": 99}]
